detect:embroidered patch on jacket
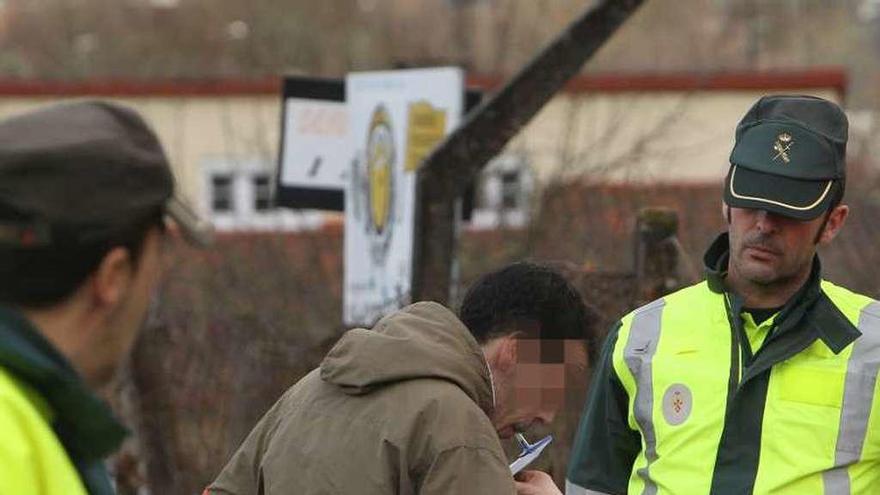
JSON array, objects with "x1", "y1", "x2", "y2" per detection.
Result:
[{"x1": 662, "y1": 383, "x2": 693, "y2": 426}]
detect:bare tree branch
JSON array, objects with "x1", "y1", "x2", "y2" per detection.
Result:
[{"x1": 412, "y1": 0, "x2": 646, "y2": 303}]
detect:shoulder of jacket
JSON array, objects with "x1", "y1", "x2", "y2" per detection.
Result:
[
  {"x1": 0, "y1": 367, "x2": 51, "y2": 422},
  {"x1": 404, "y1": 377, "x2": 485, "y2": 413},
  {"x1": 624, "y1": 281, "x2": 711, "y2": 320},
  {"x1": 403, "y1": 378, "x2": 497, "y2": 441},
  {"x1": 821, "y1": 280, "x2": 878, "y2": 314},
  {"x1": 0, "y1": 369, "x2": 48, "y2": 463}
]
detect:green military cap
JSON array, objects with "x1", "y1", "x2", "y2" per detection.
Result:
[{"x1": 724, "y1": 95, "x2": 847, "y2": 220}]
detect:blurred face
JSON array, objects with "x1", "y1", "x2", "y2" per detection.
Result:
[{"x1": 488, "y1": 338, "x2": 587, "y2": 439}]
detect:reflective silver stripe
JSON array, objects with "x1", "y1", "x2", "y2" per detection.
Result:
[
  {"x1": 624, "y1": 298, "x2": 666, "y2": 495},
  {"x1": 565, "y1": 480, "x2": 614, "y2": 495},
  {"x1": 823, "y1": 301, "x2": 880, "y2": 495}
]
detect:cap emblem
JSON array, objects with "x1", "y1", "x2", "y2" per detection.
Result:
[{"x1": 772, "y1": 133, "x2": 794, "y2": 164}]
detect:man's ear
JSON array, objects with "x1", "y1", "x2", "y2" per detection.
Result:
[
  {"x1": 487, "y1": 334, "x2": 518, "y2": 373},
  {"x1": 89, "y1": 246, "x2": 134, "y2": 309},
  {"x1": 722, "y1": 201, "x2": 731, "y2": 224},
  {"x1": 817, "y1": 204, "x2": 849, "y2": 245}
]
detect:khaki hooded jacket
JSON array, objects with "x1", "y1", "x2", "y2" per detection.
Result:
[{"x1": 207, "y1": 302, "x2": 515, "y2": 495}]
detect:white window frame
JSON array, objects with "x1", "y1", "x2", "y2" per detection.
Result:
[
  {"x1": 201, "y1": 157, "x2": 326, "y2": 232},
  {"x1": 469, "y1": 153, "x2": 533, "y2": 230}
]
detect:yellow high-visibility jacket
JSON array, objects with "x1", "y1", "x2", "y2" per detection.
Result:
[
  {"x1": 567, "y1": 233, "x2": 880, "y2": 495},
  {"x1": 0, "y1": 306, "x2": 126, "y2": 495},
  {"x1": 0, "y1": 367, "x2": 88, "y2": 494}
]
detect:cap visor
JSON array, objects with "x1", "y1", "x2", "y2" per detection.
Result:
[
  {"x1": 166, "y1": 196, "x2": 213, "y2": 247},
  {"x1": 724, "y1": 165, "x2": 835, "y2": 220}
]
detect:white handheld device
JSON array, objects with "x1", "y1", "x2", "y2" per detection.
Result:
[{"x1": 509, "y1": 433, "x2": 553, "y2": 475}]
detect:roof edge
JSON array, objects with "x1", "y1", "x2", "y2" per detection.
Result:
[
  {"x1": 469, "y1": 67, "x2": 847, "y2": 100},
  {"x1": 0, "y1": 68, "x2": 847, "y2": 99}
]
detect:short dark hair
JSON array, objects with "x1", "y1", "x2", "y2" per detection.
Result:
[
  {"x1": 459, "y1": 261, "x2": 593, "y2": 345},
  {"x1": 830, "y1": 177, "x2": 846, "y2": 209},
  {"x1": 811, "y1": 178, "x2": 847, "y2": 245},
  {"x1": 0, "y1": 209, "x2": 164, "y2": 308}
]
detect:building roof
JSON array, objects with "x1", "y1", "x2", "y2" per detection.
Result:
[
  {"x1": 0, "y1": 68, "x2": 847, "y2": 99},
  {"x1": 470, "y1": 68, "x2": 847, "y2": 99}
]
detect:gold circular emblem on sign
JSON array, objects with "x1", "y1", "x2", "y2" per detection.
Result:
[{"x1": 366, "y1": 106, "x2": 394, "y2": 234}]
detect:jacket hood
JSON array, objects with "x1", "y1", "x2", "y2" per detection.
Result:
[{"x1": 320, "y1": 302, "x2": 495, "y2": 413}]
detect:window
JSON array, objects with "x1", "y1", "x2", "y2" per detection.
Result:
[
  {"x1": 500, "y1": 170, "x2": 521, "y2": 210},
  {"x1": 253, "y1": 174, "x2": 273, "y2": 212},
  {"x1": 203, "y1": 158, "x2": 327, "y2": 232},
  {"x1": 469, "y1": 154, "x2": 532, "y2": 230},
  {"x1": 211, "y1": 174, "x2": 234, "y2": 213}
]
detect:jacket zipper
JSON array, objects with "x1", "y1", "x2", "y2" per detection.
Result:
[{"x1": 723, "y1": 294, "x2": 742, "y2": 387}]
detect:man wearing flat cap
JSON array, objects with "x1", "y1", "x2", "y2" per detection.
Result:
[
  {"x1": 0, "y1": 101, "x2": 210, "y2": 494},
  {"x1": 564, "y1": 95, "x2": 880, "y2": 495}
]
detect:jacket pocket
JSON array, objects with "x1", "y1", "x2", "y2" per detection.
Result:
[
  {"x1": 768, "y1": 364, "x2": 848, "y2": 461},
  {"x1": 777, "y1": 364, "x2": 845, "y2": 408}
]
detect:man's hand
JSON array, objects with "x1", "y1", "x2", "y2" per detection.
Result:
[{"x1": 514, "y1": 470, "x2": 562, "y2": 495}]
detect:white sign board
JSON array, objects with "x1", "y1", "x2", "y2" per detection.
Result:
[
  {"x1": 276, "y1": 77, "x2": 347, "y2": 211},
  {"x1": 280, "y1": 98, "x2": 348, "y2": 190},
  {"x1": 344, "y1": 68, "x2": 464, "y2": 326}
]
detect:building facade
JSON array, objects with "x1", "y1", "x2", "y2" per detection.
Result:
[{"x1": 0, "y1": 69, "x2": 845, "y2": 231}]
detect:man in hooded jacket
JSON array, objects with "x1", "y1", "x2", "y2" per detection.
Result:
[{"x1": 207, "y1": 261, "x2": 592, "y2": 494}]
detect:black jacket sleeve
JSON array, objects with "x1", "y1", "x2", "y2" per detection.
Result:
[{"x1": 565, "y1": 322, "x2": 641, "y2": 495}]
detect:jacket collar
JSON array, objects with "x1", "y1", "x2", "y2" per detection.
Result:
[
  {"x1": 703, "y1": 232, "x2": 860, "y2": 354},
  {"x1": 0, "y1": 305, "x2": 127, "y2": 461}
]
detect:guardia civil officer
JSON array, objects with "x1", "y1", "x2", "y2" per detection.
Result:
[
  {"x1": 566, "y1": 95, "x2": 880, "y2": 494},
  {"x1": 0, "y1": 101, "x2": 210, "y2": 494}
]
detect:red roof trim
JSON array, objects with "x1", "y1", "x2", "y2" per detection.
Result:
[
  {"x1": 469, "y1": 68, "x2": 847, "y2": 99},
  {"x1": 0, "y1": 68, "x2": 847, "y2": 98},
  {"x1": 0, "y1": 78, "x2": 281, "y2": 97}
]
